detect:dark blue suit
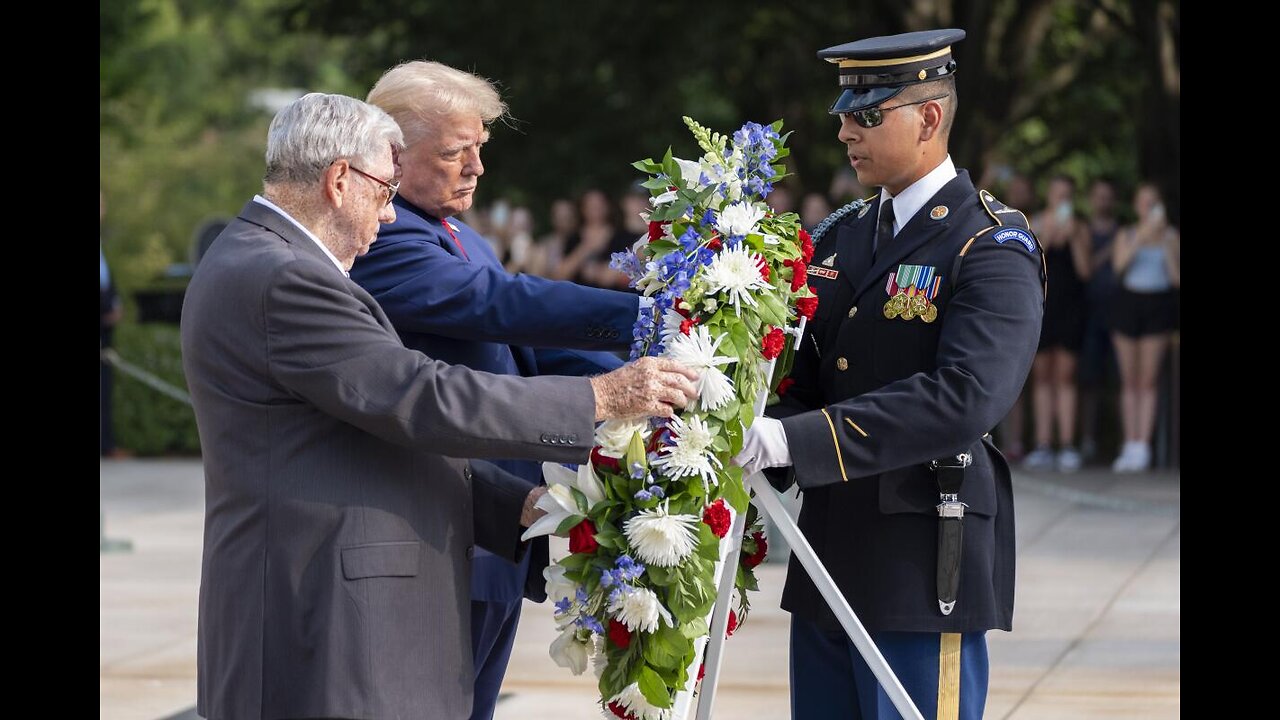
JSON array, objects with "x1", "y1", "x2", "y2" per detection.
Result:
[{"x1": 350, "y1": 196, "x2": 639, "y2": 719}]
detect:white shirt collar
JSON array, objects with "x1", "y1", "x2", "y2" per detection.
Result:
[
  {"x1": 879, "y1": 155, "x2": 957, "y2": 237},
  {"x1": 253, "y1": 195, "x2": 349, "y2": 277}
]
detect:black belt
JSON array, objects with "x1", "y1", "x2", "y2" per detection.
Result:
[{"x1": 931, "y1": 451, "x2": 972, "y2": 616}]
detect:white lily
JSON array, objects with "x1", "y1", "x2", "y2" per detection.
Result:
[
  {"x1": 549, "y1": 626, "x2": 593, "y2": 676},
  {"x1": 674, "y1": 157, "x2": 706, "y2": 189},
  {"x1": 544, "y1": 564, "x2": 581, "y2": 611},
  {"x1": 651, "y1": 190, "x2": 678, "y2": 206},
  {"x1": 521, "y1": 462, "x2": 605, "y2": 541}
]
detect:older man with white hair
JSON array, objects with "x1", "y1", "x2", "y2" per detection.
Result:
[
  {"x1": 182, "y1": 92, "x2": 697, "y2": 720},
  {"x1": 350, "y1": 61, "x2": 651, "y2": 719}
]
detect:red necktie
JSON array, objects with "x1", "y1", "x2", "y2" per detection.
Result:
[{"x1": 441, "y1": 220, "x2": 470, "y2": 261}]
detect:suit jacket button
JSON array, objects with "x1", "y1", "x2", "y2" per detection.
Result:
[
  {"x1": 848, "y1": 306, "x2": 858, "y2": 318},
  {"x1": 540, "y1": 433, "x2": 550, "y2": 443},
  {"x1": 836, "y1": 357, "x2": 849, "y2": 371}
]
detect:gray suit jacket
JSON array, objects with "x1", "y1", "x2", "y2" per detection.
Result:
[{"x1": 182, "y1": 200, "x2": 596, "y2": 720}]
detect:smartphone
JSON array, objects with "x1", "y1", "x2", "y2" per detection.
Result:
[
  {"x1": 1055, "y1": 201, "x2": 1072, "y2": 222},
  {"x1": 1150, "y1": 204, "x2": 1165, "y2": 222}
]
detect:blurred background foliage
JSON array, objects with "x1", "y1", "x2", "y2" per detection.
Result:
[{"x1": 100, "y1": 0, "x2": 1178, "y2": 454}]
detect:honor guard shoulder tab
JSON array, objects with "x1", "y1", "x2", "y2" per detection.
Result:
[
  {"x1": 810, "y1": 195, "x2": 875, "y2": 246},
  {"x1": 977, "y1": 188, "x2": 1030, "y2": 231}
]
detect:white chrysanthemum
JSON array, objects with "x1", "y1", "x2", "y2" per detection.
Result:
[
  {"x1": 716, "y1": 201, "x2": 766, "y2": 237},
  {"x1": 653, "y1": 414, "x2": 722, "y2": 490},
  {"x1": 608, "y1": 586, "x2": 673, "y2": 634},
  {"x1": 702, "y1": 244, "x2": 770, "y2": 313},
  {"x1": 658, "y1": 307, "x2": 686, "y2": 344},
  {"x1": 607, "y1": 681, "x2": 673, "y2": 720},
  {"x1": 522, "y1": 462, "x2": 604, "y2": 541},
  {"x1": 623, "y1": 503, "x2": 701, "y2": 567},
  {"x1": 662, "y1": 326, "x2": 736, "y2": 411},
  {"x1": 550, "y1": 626, "x2": 593, "y2": 676},
  {"x1": 595, "y1": 419, "x2": 649, "y2": 459}
]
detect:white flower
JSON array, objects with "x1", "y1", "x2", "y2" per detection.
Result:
[
  {"x1": 550, "y1": 626, "x2": 593, "y2": 676},
  {"x1": 595, "y1": 419, "x2": 649, "y2": 459},
  {"x1": 521, "y1": 462, "x2": 604, "y2": 541},
  {"x1": 761, "y1": 232, "x2": 781, "y2": 245},
  {"x1": 658, "y1": 307, "x2": 686, "y2": 344},
  {"x1": 703, "y1": 298, "x2": 718, "y2": 312},
  {"x1": 674, "y1": 157, "x2": 706, "y2": 189},
  {"x1": 544, "y1": 564, "x2": 580, "y2": 613},
  {"x1": 607, "y1": 681, "x2": 673, "y2": 720},
  {"x1": 702, "y1": 244, "x2": 771, "y2": 313},
  {"x1": 608, "y1": 586, "x2": 673, "y2": 634},
  {"x1": 636, "y1": 260, "x2": 664, "y2": 296},
  {"x1": 651, "y1": 190, "x2": 678, "y2": 206},
  {"x1": 716, "y1": 201, "x2": 766, "y2": 237},
  {"x1": 623, "y1": 502, "x2": 701, "y2": 567},
  {"x1": 662, "y1": 326, "x2": 736, "y2": 411},
  {"x1": 653, "y1": 414, "x2": 722, "y2": 491}
]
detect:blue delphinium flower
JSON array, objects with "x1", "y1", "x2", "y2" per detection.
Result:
[{"x1": 634, "y1": 488, "x2": 653, "y2": 502}]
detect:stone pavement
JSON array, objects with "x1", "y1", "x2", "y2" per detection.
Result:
[{"x1": 101, "y1": 460, "x2": 1178, "y2": 719}]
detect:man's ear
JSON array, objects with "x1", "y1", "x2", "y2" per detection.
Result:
[
  {"x1": 919, "y1": 101, "x2": 944, "y2": 143},
  {"x1": 324, "y1": 160, "x2": 349, "y2": 208}
]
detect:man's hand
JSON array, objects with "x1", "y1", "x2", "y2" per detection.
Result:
[
  {"x1": 521, "y1": 486, "x2": 548, "y2": 528},
  {"x1": 589, "y1": 357, "x2": 699, "y2": 421},
  {"x1": 733, "y1": 417, "x2": 792, "y2": 476}
]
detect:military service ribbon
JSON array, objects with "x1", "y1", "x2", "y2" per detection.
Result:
[{"x1": 883, "y1": 264, "x2": 943, "y2": 322}]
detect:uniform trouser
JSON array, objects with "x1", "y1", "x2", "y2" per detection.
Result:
[
  {"x1": 468, "y1": 596, "x2": 524, "y2": 720},
  {"x1": 790, "y1": 615, "x2": 989, "y2": 720}
]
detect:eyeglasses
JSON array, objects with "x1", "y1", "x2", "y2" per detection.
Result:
[
  {"x1": 842, "y1": 94, "x2": 949, "y2": 129},
  {"x1": 349, "y1": 165, "x2": 400, "y2": 207}
]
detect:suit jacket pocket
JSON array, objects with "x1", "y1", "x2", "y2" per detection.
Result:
[
  {"x1": 877, "y1": 444, "x2": 998, "y2": 518},
  {"x1": 341, "y1": 541, "x2": 421, "y2": 580},
  {"x1": 871, "y1": 316, "x2": 937, "y2": 383}
]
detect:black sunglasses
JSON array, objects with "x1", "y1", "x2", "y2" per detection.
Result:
[
  {"x1": 349, "y1": 165, "x2": 400, "y2": 207},
  {"x1": 842, "y1": 94, "x2": 949, "y2": 129}
]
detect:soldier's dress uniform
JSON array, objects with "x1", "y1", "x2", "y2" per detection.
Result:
[{"x1": 767, "y1": 29, "x2": 1046, "y2": 720}]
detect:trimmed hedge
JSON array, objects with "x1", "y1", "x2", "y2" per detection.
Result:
[{"x1": 111, "y1": 322, "x2": 201, "y2": 456}]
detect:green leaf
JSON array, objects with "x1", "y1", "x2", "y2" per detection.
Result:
[
  {"x1": 679, "y1": 616, "x2": 709, "y2": 639},
  {"x1": 556, "y1": 514, "x2": 585, "y2": 535},
  {"x1": 723, "y1": 469, "x2": 750, "y2": 513},
  {"x1": 571, "y1": 486, "x2": 589, "y2": 515},
  {"x1": 697, "y1": 522, "x2": 721, "y2": 561},
  {"x1": 638, "y1": 665, "x2": 674, "y2": 709}
]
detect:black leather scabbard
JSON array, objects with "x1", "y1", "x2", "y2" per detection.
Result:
[{"x1": 933, "y1": 453, "x2": 971, "y2": 616}]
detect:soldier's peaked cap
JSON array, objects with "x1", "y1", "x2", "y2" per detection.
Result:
[{"x1": 818, "y1": 29, "x2": 965, "y2": 115}]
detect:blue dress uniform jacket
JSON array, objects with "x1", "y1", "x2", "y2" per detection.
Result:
[
  {"x1": 771, "y1": 170, "x2": 1044, "y2": 634},
  {"x1": 350, "y1": 196, "x2": 640, "y2": 602}
]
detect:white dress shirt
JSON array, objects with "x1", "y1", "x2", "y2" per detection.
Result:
[{"x1": 878, "y1": 154, "x2": 958, "y2": 237}]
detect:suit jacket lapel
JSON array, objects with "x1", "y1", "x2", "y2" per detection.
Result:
[
  {"x1": 833, "y1": 201, "x2": 875, "y2": 293},
  {"x1": 238, "y1": 200, "x2": 399, "y2": 336},
  {"x1": 853, "y1": 171, "x2": 974, "y2": 305}
]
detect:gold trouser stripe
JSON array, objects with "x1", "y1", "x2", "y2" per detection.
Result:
[
  {"x1": 937, "y1": 632, "x2": 962, "y2": 720},
  {"x1": 836, "y1": 47, "x2": 951, "y2": 68},
  {"x1": 820, "y1": 408, "x2": 849, "y2": 482},
  {"x1": 844, "y1": 417, "x2": 869, "y2": 437}
]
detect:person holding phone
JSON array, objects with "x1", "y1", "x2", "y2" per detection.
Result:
[
  {"x1": 1023, "y1": 174, "x2": 1092, "y2": 472},
  {"x1": 1109, "y1": 182, "x2": 1180, "y2": 472}
]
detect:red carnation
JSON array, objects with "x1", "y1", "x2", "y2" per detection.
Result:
[
  {"x1": 789, "y1": 263, "x2": 808, "y2": 292},
  {"x1": 648, "y1": 221, "x2": 666, "y2": 243},
  {"x1": 608, "y1": 619, "x2": 632, "y2": 649},
  {"x1": 707, "y1": 236, "x2": 723, "y2": 251},
  {"x1": 591, "y1": 446, "x2": 621, "y2": 472},
  {"x1": 673, "y1": 301, "x2": 691, "y2": 319},
  {"x1": 757, "y1": 256, "x2": 771, "y2": 282},
  {"x1": 776, "y1": 377, "x2": 795, "y2": 397},
  {"x1": 742, "y1": 530, "x2": 769, "y2": 569},
  {"x1": 798, "y1": 228, "x2": 814, "y2": 264},
  {"x1": 703, "y1": 499, "x2": 731, "y2": 538},
  {"x1": 762, "y1": 326, "x2": 785, "y2": 360},
  {"x1": 608, "y1": 700, "x2": 638, "y2": 719},
  {"x1": 697, "y1": 662, "x2": 706, "y2": 682},
  {"x1": 727, "y1": 609, "x2": 739, "y2": 637},
  {"x1": 796, "y1": 295, "x2": 819, "y2": 320},
  {"x1": 679, "y1": 318, "x2": 696, "y2": 335},
  {"x1": 568, "y1": 519, "x2": 599, "y2": 554}
]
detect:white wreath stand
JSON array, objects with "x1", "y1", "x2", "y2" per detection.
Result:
[{"x1": 670, "y1": 318, "x2": 924, "y2": 720}]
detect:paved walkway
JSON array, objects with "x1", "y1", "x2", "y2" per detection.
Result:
[{"x1": 101, "y1": 460, "x2": 1179, "y2": 719}]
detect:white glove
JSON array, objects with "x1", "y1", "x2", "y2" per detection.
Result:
[{"x1": 734, "y1": 417, "x2": 792, "y2": 477}]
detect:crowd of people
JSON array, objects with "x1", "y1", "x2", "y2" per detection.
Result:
[{"x1": 985, "y1": 173, "x2": 1181, "y2": 474}]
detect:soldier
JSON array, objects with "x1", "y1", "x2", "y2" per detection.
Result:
[{"x1": 736, "y1": 29, "x2": 1046, "y2": 719}]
